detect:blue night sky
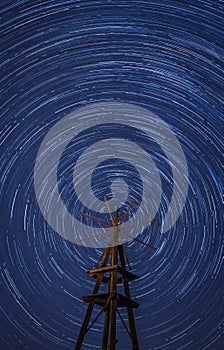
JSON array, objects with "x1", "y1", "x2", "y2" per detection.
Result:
[{"x1": 0, "y1": 1, "x2": 223, "y2": 349}]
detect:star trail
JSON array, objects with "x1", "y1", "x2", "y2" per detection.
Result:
[{"x1": 0, "y1": 1, "x2": 223, "y2": 350}]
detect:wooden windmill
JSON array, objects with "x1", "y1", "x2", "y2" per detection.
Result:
[{"x1": 74, "y1": 196, "x2": 156, "y2": 350}]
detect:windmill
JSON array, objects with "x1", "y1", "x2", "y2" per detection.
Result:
[{"x1": 74, "y1": 196, "x2": 156, "y2": 350}]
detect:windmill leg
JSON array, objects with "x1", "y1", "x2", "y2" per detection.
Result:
[
  {"x1": 109, "y1": 298, "x2": 117, "y2": 350},
  {"x1": 74, "y1": 301, "x2": 95, "y2": 350},
  {"x1": 118, "y1": 245, "x2": 139, "y2": 350},
  {"x1": 108, "y1": 245, "x2": 118, "y2": 350},
  {"x1": 102, "y1": 270, "x2": 111, "y2": 350},
  {"x1": 74, "y1": 247, "x2": 111, "y2": 350},
  {"x1": 125, "y1": 301, "x2": 139, "y2": 350},
  {"x1": 102, "y1": 302, "x2": 110, "y2": 350}
]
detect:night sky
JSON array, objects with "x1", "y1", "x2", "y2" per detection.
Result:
[{"x1": 0, "y1": 1, "x2": 223, "y2": 350}]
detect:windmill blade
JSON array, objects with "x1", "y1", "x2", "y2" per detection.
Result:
[
  {"x1": 75, "y1": 207, "x2": 156, "y2": 249},
  {"x1": 119, "y1": 198, "x2": 135, "y2": 224},
  {"x1": 74, "y1": 223, "x2": 156, "y2": 250},
  {"x1": 80, "y1": 212, "x2": 112, "y2": 228},
  {"x1": 104, "y1": 195, "x2": 115, "y2": 226},
  {"x1": 132, "y1": 236, "x2": 156, "y2": 250}
]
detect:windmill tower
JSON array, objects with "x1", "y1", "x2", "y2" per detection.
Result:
[{"x1": 74, "y1": 197, "x2": 156, "y2": 350}]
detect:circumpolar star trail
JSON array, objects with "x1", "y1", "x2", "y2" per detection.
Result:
[{"x1": 0, "y1": 1, "x2": 223, "y2": 350}]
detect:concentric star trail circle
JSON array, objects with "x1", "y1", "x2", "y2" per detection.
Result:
[
  {"x1": 0, "y1": 1, "x2": 223, "y2": 350},
  {"x1": 34, "y1": 102, "x2": 188, "y2": 247}
]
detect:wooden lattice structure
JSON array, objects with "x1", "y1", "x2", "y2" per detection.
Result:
[{"x1": 75, "y1": 199, "x2": 156, "y2": 350}]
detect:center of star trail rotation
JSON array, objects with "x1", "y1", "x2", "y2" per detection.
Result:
[
  {"x1": 0, "y1": 1, "x2": 223, "y2": 350},
  {"x1": 34, "y1": 102, "x2": 188, "y2": 247}
]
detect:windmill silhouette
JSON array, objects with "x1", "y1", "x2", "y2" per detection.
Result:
[{"x1": 74, "y1": 196, "x2": 156, "y2": 350}]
